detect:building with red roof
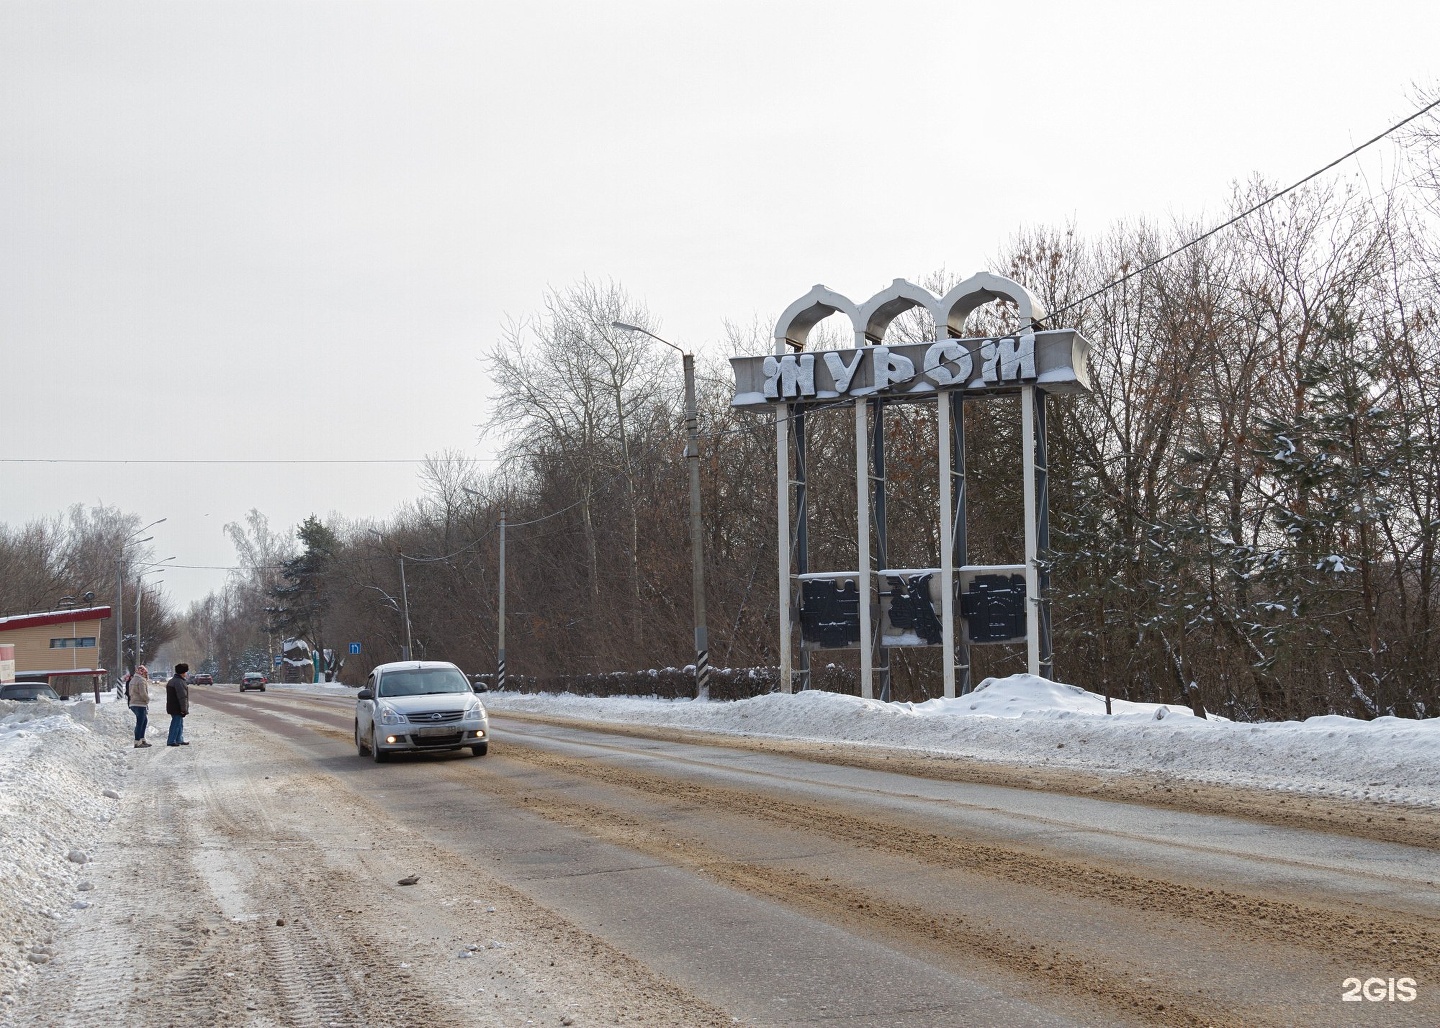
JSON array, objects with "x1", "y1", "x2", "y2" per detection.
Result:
[{"x1": 0, "y1": 605, "x2": 111, "y2": 698}]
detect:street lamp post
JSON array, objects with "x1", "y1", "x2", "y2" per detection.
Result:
[
  {"x1": 135, "y1": 559, "x2": 175, "y2": 672},
  {"x1": 461, "y1": 486, "x2": 506, "y2": 692},
  {"x1": 398, "y1": 556, "x2": 412, "y2": 660},
  {"x1": 612, "y1": 321, "x2": 710, "y2": 701},
  {"x1": 115, "y1": 519, "x2": 165, "y2": 684},
  {"x1": 263, "y1": 608, "x2": 280, "y2": 680},
  {"x1": 367, "y1": 530, "x2": 414, "y2": 660}
]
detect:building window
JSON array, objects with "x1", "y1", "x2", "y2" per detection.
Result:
[{"x1": 50, "y1": 637, "x2": 97, "y2": 648}]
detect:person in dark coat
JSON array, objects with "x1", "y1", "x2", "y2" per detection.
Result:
[{"x1": 165, "y1": 662, "x2": 191, "y2": 746}]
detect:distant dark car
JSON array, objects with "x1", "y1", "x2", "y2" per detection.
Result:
[
  {"x1": 191, "y1": 673, "x2": 214, "y2": 686},
  {"x1": 240, "y1": 672, "x2": 267, "y2": 693},
  {"x1": 0, "y1": 683, "x2": 62, "y2": 702}
]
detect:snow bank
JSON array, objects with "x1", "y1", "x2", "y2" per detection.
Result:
[
  {"x1": 483, "y1": 674, "x2": 1440, "y2": 807},
  {"x1": 263, "y1": 680, "x2": 355, "y2": 697},
  {"x1": 0, "y1": 699, "x2": 134, "y2": 1011}
]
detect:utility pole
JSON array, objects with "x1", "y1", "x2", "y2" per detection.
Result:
[
  {"x1": 497, "y1": 509, "x2": 506, "y2": 691},
  {"x1": 613, "y1": 321, "x2": 710, "y2": 700},
  {"x1": 114, "y1": 557, "x2": 123, "y2": 684},
  {"x1": 398, "y1": 556, "x2": 413, "y2": 661},
  {"x1": 681, "y1": 353, "x2": 710, "y2": 700},
  {"x1": 367, "y1": 529, "x2": 414, "y2": 661}
]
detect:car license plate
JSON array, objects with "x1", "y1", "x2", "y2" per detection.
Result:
[{"x1": 414, "y1": 726, "x2": 454, "y2": 737}]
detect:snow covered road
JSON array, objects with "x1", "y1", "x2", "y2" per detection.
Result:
[{"x1": 5, "y1": 685, "x2": 1439, "y2": 1026}]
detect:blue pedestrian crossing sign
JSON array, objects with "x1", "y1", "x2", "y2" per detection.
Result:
[{"x1": 349, "y1": 642, "x2": 361, "y2": 655}]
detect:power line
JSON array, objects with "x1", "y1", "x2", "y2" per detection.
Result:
[
  {"x1": 1041, "y1": 95, "x2": 1440, "y2": 323},
  {"x1": 696, "y1": 97, "x2": 1440, "y2": 441}
]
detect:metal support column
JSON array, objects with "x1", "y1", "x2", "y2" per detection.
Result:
[
  {"x1": 776, "y1": 407, "x2": 791, "y2": 693},
  {"x1": 952, "y1": 391, "x2": 971, "y2": 694},
  {"x1": 1034, "y1": 388, "x2": 1053, "y2": 679},
  {"x1": 794, "y1": 406, "x2": 810, "y2": 691},
  {"x1": 938, "y1": 389, "x2": 957, "y2": 698},
  {"x1": 854, "y1": 400, "x2": 873, "y2": 700},
  {"x1": 1021, "y1": 385, "x2": 1041, "y2": 677},
  {"x1": 870, "y1": 398, "x2": 891, "y2": 702}
]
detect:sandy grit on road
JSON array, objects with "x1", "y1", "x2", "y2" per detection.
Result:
[{"x1": 3, "y1": 704, "x2": 730, "y2": 1028}]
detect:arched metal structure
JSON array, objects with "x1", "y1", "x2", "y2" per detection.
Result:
[{"x1": 739, "y1": 275, "x2": 1090, "y2": 698}]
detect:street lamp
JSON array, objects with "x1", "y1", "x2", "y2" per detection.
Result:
[
  {"x1": 462, "y1": 485, "x2": 505, "y2": 691},
  {"x1": 612, "y1": 321, "x2": 711, "y2": 701},
  {"x1": 263, "y1": 607, "x2": 280, "y2": 680},
  {"x1": 115, "y1": 519, "x2": 165, "y2": 681},
  {"x1": 367, "y1": 530, "x2": 413, "y2": 660},
  {"x1": 135, "y1": 558, "x2": 175, "y2": 670}
]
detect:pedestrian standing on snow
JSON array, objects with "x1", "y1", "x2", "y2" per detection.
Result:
[
  {"x1": 165, "y1": 662, "x2": 191, "y2": 746},
  {"x1": 127, "y1": 665, "x2": 152, "y2": 748}
]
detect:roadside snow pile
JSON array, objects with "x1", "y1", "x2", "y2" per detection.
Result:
[
  {"x1": 484, "y1": 674, "x2": 1440, "y2": 807},
  {"x1": 0, "y1": 699, "x2": 133, "y2": 1011},
  {"x1": 266, "y1": 680, "x2": 354, "y2": 697},
  {"x1": 904, "y1": 674, "x2": 1214, "y2": 720}
]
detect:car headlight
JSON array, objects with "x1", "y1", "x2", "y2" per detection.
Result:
[
  {"x1": 465, "y1": 701, "x2": 486, "y2": 721},
  {"x1": 377, "y1": 704, "x2": 404, "y2": 725}
]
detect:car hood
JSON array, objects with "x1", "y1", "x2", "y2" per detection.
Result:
[{"x1": 375, "y1": 693, "x2": 482, "y2": 714}]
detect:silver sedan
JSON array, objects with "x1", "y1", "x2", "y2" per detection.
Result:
[{"x1": 354, "y1": 660, "x2": 489, "y2": 761}]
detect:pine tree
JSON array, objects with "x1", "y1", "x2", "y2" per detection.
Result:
[
  {"x1": 1249, "y1": 309, "x2": 1413, "y2": 717},
  {"x1": 266, "y1": 516, "x2": 339, "y2": 666}
]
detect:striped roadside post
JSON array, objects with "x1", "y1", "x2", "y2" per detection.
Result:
[
  {"x1": 612, "y1": 322, "x2": 712, "y2": 702},
  {"x1": 497, "y1": 509, "x2": 506, "y2": 691}
]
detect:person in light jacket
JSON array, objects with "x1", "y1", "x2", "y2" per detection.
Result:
[
  {"x1": 127, "y1": 665, "x2": 152, "y2": 748},
  {"x1": 165, "y1": 662, "x2": 190, "y2": 747}
]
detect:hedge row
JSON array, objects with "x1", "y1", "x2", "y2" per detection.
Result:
[{"x1": 474, "y1": 664, "x2": 860, "y2": 702}]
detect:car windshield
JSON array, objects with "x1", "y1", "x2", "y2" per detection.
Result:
[
  {"x1": 1, "y1": 685, "x2": 59, "y2": 701},
  {"x1": 377, "y1": 668, "x2": 470, "y2": 697}
]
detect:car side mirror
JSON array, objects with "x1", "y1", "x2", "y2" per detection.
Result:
[
  {"x1": 357, "y1": 688, "x2": 373, "y2": 701},
  {"x1": 471, "y1": 681, "x2": 488, "y2": 693}
]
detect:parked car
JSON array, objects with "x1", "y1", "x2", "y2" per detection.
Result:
[
  {"x1": 355, "y1": 661, "x2": 488, "y2": 761},
  {"x1": 191, "y1": 673, "x2": 214, "y2": 686},
  {"x1": 240, "y1": 672, "x2": 267, "y2": 692},
  {"x1": 0, "y1": 683, "x2": 62, "y2": 702}
]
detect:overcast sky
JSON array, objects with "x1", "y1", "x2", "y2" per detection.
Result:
[{"x1": 3, "y1": 0, "x2": 1438, "y2": 608}]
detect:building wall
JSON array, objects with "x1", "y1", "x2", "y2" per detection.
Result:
[{"x1": 0, "y1": 616, "x2": 108, "y2": 673}]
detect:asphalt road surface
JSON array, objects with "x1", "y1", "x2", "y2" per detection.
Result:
[{"x1": 10, "y1": 687, "x2": 1439, "y2": 1027}]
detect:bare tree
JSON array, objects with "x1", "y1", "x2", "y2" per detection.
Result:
[{"x1": 484, "y1": 279, "x2": 670, "y2": 640}]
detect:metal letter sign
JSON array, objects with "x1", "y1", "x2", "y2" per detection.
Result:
[
  {"x1": 349, "y1": 642, "x2": 361, "y2": 656},
  {"x1": 731, "y1": 274, "x2": 1093, "y2": 701}
]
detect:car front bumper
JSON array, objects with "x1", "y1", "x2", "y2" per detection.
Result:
[{"x1": 374, "y1": 721, "x2": 488, "y2": 752}]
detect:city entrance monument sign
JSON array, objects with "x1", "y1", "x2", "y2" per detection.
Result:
[{"x1": 729, "y1": 273, "x2": 1092, "y2": 700}]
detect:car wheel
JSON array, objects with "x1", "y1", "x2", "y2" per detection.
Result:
[
  {"x1": 238, "y1": 685, "x2": 245, "y2": 693},
  {"x1": 259, "y1": 686, "x2": 266, "y2": 692},
  {"x1": 470, "y1": 742, "x2": 488, "y2": 757},
  {"x1": 370, "y1": 728, "x2": 388, "y2": 763},
  {"x1": 355, "y1": 720, "x2": 368, "y2": 756}
]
